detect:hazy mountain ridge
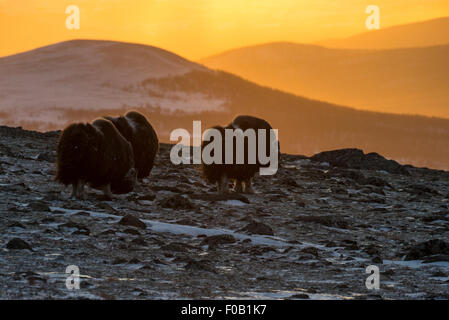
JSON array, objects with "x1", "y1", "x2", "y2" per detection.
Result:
[
  {"x1": 201, "y1": 42, "x2": 449, "y2": 118},
  {"x1": 317, "y1": 16, "x2": 449, "y2": 50}
]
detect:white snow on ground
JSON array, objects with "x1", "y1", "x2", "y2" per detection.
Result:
[
  {"x1": 49, "y1": 206, "x2": 291, "y2": 247},
  {"x1": 48, "y1": 206, "x2": 361, "y2": 262},
  {"x1": 224, "y1": 290, "x2": 351, "y2": 300},
  {"x1": 383, "y1": 259, "x2": 449, "y2": 269},
  {"x1": 219, "y1": 200, "x2": 248, "y2": 206}
]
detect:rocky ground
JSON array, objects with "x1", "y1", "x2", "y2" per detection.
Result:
[{"x1": 0, "y1": 125, "x2": 448, "y2": 300}]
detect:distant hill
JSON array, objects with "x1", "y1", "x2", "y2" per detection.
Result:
[
  {"x1": 201, "y1": 42, "x2": 449, "y2": 118},
  {"x1": 318, "y1": 17, "x2": 449, "y2": 49},
  {"x1": 0, "y1": 39, "x2": 210, "y2": 127},
  {"x1": 1, "y1": 40, "x2": 449, "y2": 170}
]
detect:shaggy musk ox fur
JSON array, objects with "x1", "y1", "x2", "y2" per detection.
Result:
[
  {"x1": 231, "y1": 115, "x2": 280, "y2": 166},
  {"x1": 201, "y1": 115, "x2": 279, "y2": 194},
  {"x1": 105, "y1": 111, "x2": 159, "y2": 180},
  {"x1": 55, "y1": 118, "x2": 136, "y2": 199}
]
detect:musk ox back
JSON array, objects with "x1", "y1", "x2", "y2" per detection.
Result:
[
  {"x1": 231, "y1": 115, "x2": 280, "y2": 167},
  {"x1": 105, "y1": 111, "x2": 159, "y2": 180},
  {"x1": 55, "y1": 118, "x2": 136, "y2": 199}
]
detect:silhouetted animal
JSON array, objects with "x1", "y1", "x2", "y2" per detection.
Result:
[
  {"x1": 201, "y1": 125, "x2": 257, "y2": 194},
  {"x1": 230, "y1": 115, "x2": 279, "y2": 193},
  {"x1": 55, "y1": 118, "x2": 136, "y2": 199},
  {"x1": 201, "y1": 115, "x2": 279, "y2": 194},
  {"x1": 105, "y1": 111, "x2": 159, "y2": 180}
]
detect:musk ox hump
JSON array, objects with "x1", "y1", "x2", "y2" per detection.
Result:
[
  {"x1": 231, "y1": 115, "x2": 273, "y2": 131},
  {"x1": 106, "y1": 111, "x2": 159, "y2": 179},
  {"x1": 125, "y1": 111, "x2": 159, "y2": 179},
  {"x1": 91, "y1": 118, "x2": 136, "y2": 194},
  {"x1": 231, "y1": 114, "x2": 280, "y2": 168}
]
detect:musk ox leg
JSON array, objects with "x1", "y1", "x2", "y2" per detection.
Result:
[
  {"x1": 71, "y1": 180, "x2": 85, "y2": 199},
  {"x1": 77, "y1": 180, "x2": 86, "y2": 200},
  {"x1": 233, "y1": 180, "x2": 244, "y2": 193},
  {"x1": 102, "y1": 184, "x2": 113, "y2": 199},
  {"x1": 217, "y1": 174, "x2": 229, "y2": 195},
  {"x1": 71, "y1": 182, "x2": 78, "y2": 199},
  {"x1": 243, "y1": 178, "x2": 255, "y2": 194}
]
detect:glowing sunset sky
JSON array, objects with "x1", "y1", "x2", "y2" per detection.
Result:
[{"x1": 1, "y1": 0, "x2": 448, "y2": 59}]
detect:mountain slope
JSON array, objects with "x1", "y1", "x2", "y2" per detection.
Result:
[
  {"x1": 318, "y1": 16, "x2": 449, "y2": 49},
  {"x1": 0, "y1": 39, "x2": 212, "y2": 126},
  {"x1": 201, "y1": 42, "x2": 449, "y2": 118},
  {"x1": 1, "y1": 40, "x2": 449, "y2": 170}
]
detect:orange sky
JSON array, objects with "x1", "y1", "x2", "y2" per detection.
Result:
[{"x1": 1, "y1": 0, "x2": 449, "y2": 60}]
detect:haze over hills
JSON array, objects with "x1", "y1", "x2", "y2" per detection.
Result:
[
  {"x1": 201, "y1": 42, "x2": 449, "y2": 118},
  {"x1": 317, "y1": 16, "x2": 449, "y2": 50},
  {"x1": 1, "y1": 40, "x2": 449, "y2": 170}
]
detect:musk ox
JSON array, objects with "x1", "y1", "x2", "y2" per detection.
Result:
[
  {"x1": 201, "y1": 115, "x2": 279, "y2": 194},
  {"x1": 105, "y1": 111, "x2": 159, "y2": 180},
  {"x1": 55, "y1": 118, "x2": 137, "y2": 199}
]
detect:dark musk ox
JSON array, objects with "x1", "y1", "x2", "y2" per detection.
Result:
[
  {"x1": 104, "y1": 111, "x2": 159, "y2": 180},
  {"x1": 201, "y1": 115, "x2": 279, "y2": 194},
  {"x1": 55, "y1": 118, "x2": 137, "y2": 199}
]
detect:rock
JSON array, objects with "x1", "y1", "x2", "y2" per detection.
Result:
[
  {"x1": 249, "y1": 245, "x2": 276, "y2": 255},
  {"x1": 341, "y1": 239, "x2": 359, "y2": 250},
  {"x1": 72, "y1": 229, "x2": 90, "y2": 236},
  {"x1": 131, "y1": 238, "x2": 147, "y2": 246},
  {"x1": 175, "y1": 218, "x2": 199, "y2": 226},
  {"x1": 161, "y1": 242, "x2": 190, "y2": 252},
  {"x1": 27, "y1": 275, "x2": 47, "y2": 285},
  {"x1": 290, "y1": 293, "x2": 310, "y2": 299},
  {"x1": 189, "y1": 193, "x2": 250, "y2": 204},
  {"x1": 281, "y1": 177, "x2": 299, "y2": 187},
  {"x1": 118, "y1": 214, "x2": 146, "y2": 229},
  {"x1": 137, "y1": 194, "x2": 156, "y2": 201},
  {"x1": 151, "y1": 185, "x2": 191, "y2": 194},
  {"x1": 404, "y1": 239, "x2": 449, "y2": 260},
  {"x1": 8, "y1": 222, "x2": 26, "y2": 229},
  {"x1": 363, "y1": 176, "x2": 392, "y2": 188},
  {"x1": 201, "y1": 234, "x2": 236, "y2": 247},
  {"x1": 6, "y1": 238, "x2": 33, "y2": 250},
  {"x1": 158, "y1": 194, "x2": 196, "y2": 210},
  {"x1": 37, "y1": 151, "x2": 56, "y2": 162},
  {"x1": 111, "y1": 258, "x2": 127, "y2": 265},
  {"x1": 301, "y1": 247, "x2": 319, "y2": 256},
  {"x1": 184, "y1": 258, "x2": 216, "y2": 273},
  {"x1": 128, "y1": 258, "x2": 141, "y2": 264},
  {"x1": 60, "y1": 221, "x2": 90, "y2": 235},
  {"x1": 295, "y1": 215, "x2": 349, "y2": 229},
  {"x1": 311, "y1": 148, "x2": 409, "y2": 175},
  {"x1": 325, "y1": 241, "x2": 338, "y2": 247},
  {"x1": 407, "y1": 184, "x2": 439, "y2": 197},
  {"x1": 240, "y1": 221, "x2": 274, "y2": 236},
  {"x1": 28, "y1": 201, "x2": 50, "y2": 212},
  {"x1": 363, "y1": 244, "x2": 381, "y2": 256},
  {"x1": 122, "y1": 228, "x2": 141, "y2": 235}
]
